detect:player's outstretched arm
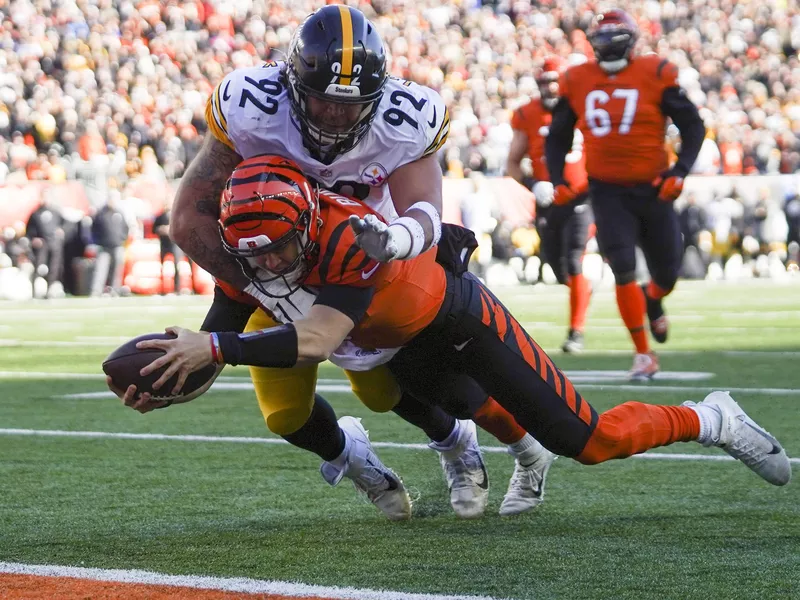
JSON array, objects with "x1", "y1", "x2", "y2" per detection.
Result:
[
  {"x1": 213, "y1": 303, "x2": 356, "y2": 368},
  {"x1": 170, "y1": 134, "x2": 248, "y2": 288},
  {"x1": 135, "y1": 303, "x2": 356, "y2": 393},
  {"x1": 350, "y1": 154, "x2": 444, "y2": 262}
]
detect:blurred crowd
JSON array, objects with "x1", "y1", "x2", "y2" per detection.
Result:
[
  {"x1": 1, "y1": 0, "x2": 800, "y2": 184},
  {"x1": 1, "y1": 0, "x2": 800, "y2": 297}
]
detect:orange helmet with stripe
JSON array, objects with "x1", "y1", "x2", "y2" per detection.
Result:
[{"x1": 219, "y1": 154, "x2": 321, "y2": 297}]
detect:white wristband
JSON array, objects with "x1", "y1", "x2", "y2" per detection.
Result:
[
  {"x1": 389, "y1": 216, "x2": 426, "y2": 260},
  {"x1": 408, "y1": 201, "x2": 442, "y2": 247}
]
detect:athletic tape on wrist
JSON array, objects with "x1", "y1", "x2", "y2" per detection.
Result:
[
  {"x1": 389, "y1": 216, "x2": 426, "y2": 259},
  {"x1": 408, "y1": 201, "x2": 442, "y2": 247}
]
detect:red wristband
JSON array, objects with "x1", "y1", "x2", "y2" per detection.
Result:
[{"x1": 209, "y1": 332, "x2": 223, "y2": 364}]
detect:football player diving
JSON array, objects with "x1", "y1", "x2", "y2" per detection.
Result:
[
  {"x1": 115, "y1": 157, "x2": 790, "y2": 522},
  {"x1": 164, "y1": 4, "x2": 553, "y2": 518}
]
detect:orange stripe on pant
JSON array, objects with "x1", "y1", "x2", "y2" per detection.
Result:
[
  {"x1": 576, "y1": 402, "x2": 700, "y2": 465},
  {"x1": 492, "y1": 287, "x2": 592, "y2": 429}
]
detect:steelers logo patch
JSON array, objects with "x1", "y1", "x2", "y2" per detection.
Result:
[{"x1": 361, "y1": 163, "x2": 388, "y2": 186}]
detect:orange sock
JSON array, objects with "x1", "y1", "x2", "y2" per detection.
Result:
[
  {"x1": 646, "y1": 281, "x2": 670, "y2": 301},
  {"x1": 575, "y1": 402, "x2": 700, "y2": 465},
  {"x1": 568, "y1": 273, "x2": 591, "y2": 331},
  {"x1": 616, "y1": 282, "x2": 649, "y2": 354},
  {"x1": 473, "y1": 397, "x2": 527, "y2": 445}
]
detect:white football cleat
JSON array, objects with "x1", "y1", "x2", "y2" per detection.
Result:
[
  {"x1": 685, "y1": 391, "x2": 791, "y2": 487},
  {"x1": 430, "y1": 420, "x2": 489, "y2": 519},
  {"x1": 320, "y1": 416, "x2": 412, "y2": 521},
  {"x1": 499, "y1": 442, "x2": 557, "y2": 517}
]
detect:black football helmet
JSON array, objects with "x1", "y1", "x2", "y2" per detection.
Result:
[
  {"x1": 287, "y1": 5, "x2": 388, "y2": 164},
  {"x1": 587, "y1": 9, "x2": 639, "y2": 73}
]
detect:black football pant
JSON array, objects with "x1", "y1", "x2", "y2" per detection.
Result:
[
  {"x1": 389, "y1": 271, "x2": 598, "y2": 457},
  {"x1": 589, "y1": 180, "x2": 682, "y2": 289},
  {"x1": 536, "y1": 196, "x2": 593, "y2": 284}
]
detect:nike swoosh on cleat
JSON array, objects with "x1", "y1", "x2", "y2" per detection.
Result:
[
  {"x1": 382, "y1": 472, "x2": 399, "y2": 491},
  {"x1": 476, "y1": 464, "x2": 489, "y2": 490},
  {"x1": 740, "y1": 418, "x2": 783, "y2": 454}
]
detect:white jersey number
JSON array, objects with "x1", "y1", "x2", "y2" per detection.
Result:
[{"x1": 585, "y1": 89, "x2": 639, "y2": 137}]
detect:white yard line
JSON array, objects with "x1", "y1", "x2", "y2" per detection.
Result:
[
  {"x1": 0, "y1": 562, "x2": 504, "y2": 600},
  {"x1": 576, "y1": 384, "x2": 800, "y2": 395},
  {"x1": 1, "y1": 428, "x2": 797, "y2": 464},
  {"x1": 0, "y1": 368, "x2": 795, "y2": 396}
]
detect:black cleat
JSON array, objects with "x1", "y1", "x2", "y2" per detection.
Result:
[
  {"x1": 562, "y1": 329, "x2": 584, "y2": 353},
  {"x1": 642, "y1": 284, "x2": 668, "y2": 343}
]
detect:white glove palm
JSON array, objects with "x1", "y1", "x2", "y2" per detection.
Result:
[
  {"x1": 348, "y1": 214, "x2": 399, "y2": 262},
  {"x1": 533, "y1": 181, "x2": 555, "y2": 208}
]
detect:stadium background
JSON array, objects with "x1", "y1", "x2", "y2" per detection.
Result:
[
  {"x1": 1, "y1": 0, "x2": 800, "y2": 298},
  {"x1": 0, "y1": 2, "x2": 799, "y2": 599}
]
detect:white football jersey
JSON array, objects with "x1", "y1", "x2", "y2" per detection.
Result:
[{"x1": 205, "y1": 60, "x2": 449, "y2": 221}]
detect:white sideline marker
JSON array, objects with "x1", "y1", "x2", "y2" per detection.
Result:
[{"x1": 0, "y1": 562, "x2": 505, "y2": 600}]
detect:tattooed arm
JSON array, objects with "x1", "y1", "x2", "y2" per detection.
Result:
[{"x1": 170, "y1": 134, "x2": 248, "y2": 288}]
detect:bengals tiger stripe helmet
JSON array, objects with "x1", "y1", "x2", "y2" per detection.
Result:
[
  {"x1": 219, "y1": 155, "x2": 321, "y2": 298},
  {"x1": 587, "y1": 9, "x2": 639, "y2": 73}
]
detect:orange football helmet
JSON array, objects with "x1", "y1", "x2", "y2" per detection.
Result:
[{"x1": 219, "y1": 154, "x2": 321, "y2": 297}]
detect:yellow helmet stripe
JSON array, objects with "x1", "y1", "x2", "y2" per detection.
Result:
[{"x1": 338, "y1": 5, "x2": 354, "y2": 86}]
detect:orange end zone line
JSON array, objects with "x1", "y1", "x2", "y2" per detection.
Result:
[{"x1": 0, "y1": 574, "x2": 339, "y2": 600}]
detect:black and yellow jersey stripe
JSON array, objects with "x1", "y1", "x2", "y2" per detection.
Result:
[
  {"x1": 423, "y1": 106, "x2": 450, "y2": 157},
  {"x1": 204, "y1": 81, "x2": 235, "y2": 150}
]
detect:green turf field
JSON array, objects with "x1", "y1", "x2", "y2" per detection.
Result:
[{"x1": 1, "y1": 280, "x2": 798, "y2": 600}]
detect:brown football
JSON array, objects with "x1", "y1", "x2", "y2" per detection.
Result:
[{"x1": 102, "y1": 333, "x2": 217, "y2": 400}]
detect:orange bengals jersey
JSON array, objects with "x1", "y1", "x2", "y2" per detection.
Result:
[
  {"x1": 218, "y1": 191, "x2": 447, "y2": 349},
  {"x1": 559, "y1": 55, "x2": 679, "y2": 184},
  {"x1": 307, "y1": 190, "x2": 446, "y2": 349},
  {"x1": 511, "y1": 98, "x2": 588, "y2": 190}
]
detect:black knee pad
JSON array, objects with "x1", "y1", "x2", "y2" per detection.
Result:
[
  {"x1": 604, "y1": 249, "x2": 637, "y2": 281},
  {"x1": 566, "y1": 249, "x2": 583, "y2": 278},
  {"x1": 613, "y1": 269, "x2": 637, "y2": 285}
]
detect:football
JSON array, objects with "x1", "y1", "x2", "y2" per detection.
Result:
[{"x1": 102, "y1": 332, "x2": 218, "y2": 400}]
